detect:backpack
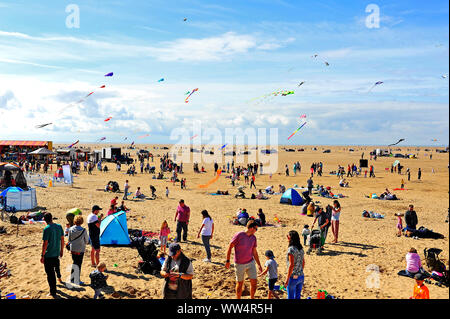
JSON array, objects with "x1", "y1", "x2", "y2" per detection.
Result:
[
  {"x1": 9, "y1": 215, "x2": 19, "y2": 225},
  {"x1": 424, "y1": 248, "x2": 446, "y2": 273}
]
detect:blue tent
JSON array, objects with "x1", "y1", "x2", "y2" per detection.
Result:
[
  {"x1": 100, "y1": 211, "x2": 131, "y2": 246},
  {"x1": 280, "y1": 188, "x2": 305, "y2": 206},
  {"x1": 0, "y1": 186, "x2": 23, "y2": 198}
]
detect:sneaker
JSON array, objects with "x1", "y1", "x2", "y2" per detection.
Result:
[{"x1": 203, "y1": 259, "x2": 211, "y2": 263}]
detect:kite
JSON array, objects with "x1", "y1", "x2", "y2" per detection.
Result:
[
  {"x1": 185, "y1": 91, "x2": 191, "y2": 95},
  {"x1": 124, "y1": 137, "x2": 128, "y2": 140},
  {"x1": 220, "y1": 144, "x2": 228, "y2": 150},
  {"x1": 442, "y1": 75, "x2": 448, "y2": 79},
  {"x1": 131, "y1": 141, "x2": 135, "y2": 146},
  {"x1": 104, "y1": 117, "x2": 112, "y2": 122},
  {"x1": 138, "y1": 134, "x2": 150, "y2": 139},
  {"x1": 60, "y1": 84, "x2": 106, "y2": 112},
  {"x1": 312, "y1": 54, "x2": 330, "y2": 67},
  {"x1": 99, "y1": 137, "x2": 106, "y2": 141},
  {"x1": 324, "y1": 62, "x2": 330, "y2": 66},
  {"x1": 104, "y1": 72, "x2": 113, "y2": 77},
  {"x1": 190, "y1": 134, "x2": 198, "y2": 140},
  {"x1": 298, "y1": 82, "x2": 305, "y2": 87},
  {"x1": 185, "y1": 88, "x2": 199, "y2": 103},
  {"x1": 368, "y1": 81, "x2": 384, "y2": 92},
  {"x1": 287, "y1": 122, "x2": 307, "y2": 140},
  {"x1": 183, "y1": 18, "x2": 187, "y2": 21},
  {"x1": 388, "y1": 138, "x2": 405, "y2": 147},
  {"x1": 158, "y1": 78, "x2": 164, "y2": 82},
  {"x1": 431, "y1": 139, "x2": 438, "y2": 142},
  {"x1": 299, "y1": 114, "x2": 306, "y2": 119},
  {"x1": 36, "y1": 123, "x2": 52, "y2": 128},
  {"x1": 99, "y1": 85, "x2": 106, "y2": 88},
  {"x1": 68, "y1": 140, "x2": 79, "y2": 148},
  {"x1": 198, "y1": 169, "x2": 222, "y2": 189}
]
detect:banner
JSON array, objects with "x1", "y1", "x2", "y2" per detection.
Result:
[{"x1": 62, "y1": 165, "x2": 73, "y2": 185}]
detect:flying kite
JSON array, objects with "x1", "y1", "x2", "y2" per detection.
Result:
[
  {"x1": 185, "y1": 91, "x2": 191, "y2": 95},
  {"x1": 220, "y1": 144, "x2": 228, "y2": 150},
  {"x1": 183, "y1": 18, "x2": 187, "y2": 21},
  {"x1": 124, "y1": 137, "x2": 128, "y2": 140},
  {"x1": 99, "y1": 137, "x2": 106, "y2": 141},
  {"x1": 324, "y1": 62, "x2": 330, "y2": 66},
  {"x1": 442, "y1": 75, "x2": 448, "y2": 79},
  {"x1": 131, "y1": 141, "x2": 135, "y2": 146},
  {"x1": 198, "y1": 169, "x2": 222, "y2": 188},
  {"x1": 61, "y1": 84, "x2": 106, "y2": 111},
  {"x1": 431, "y1": 139, "x2": 438, "y2": 142},
  {"x1": 104, "y1": 72, "x2": 113, "y2": 77},
  {"x1": 104, "y1": 117, "x2": 112, "y2": 122},
  {"x1": 138, "y1": 134, "x2": 150, "y2": 139},
  {"x1": 190, "y1": 134, "x2": 198, "y2": 140},
  {"x1": 388, "y1": 138, "x2": 405, "y2": 147},
  {"x1": 368, "y1": 81, "x2": 384, "y2": 92},
  {"x1": 298, "y1": 82, "x2": 305, "y2": 87},
  {"x1": 68, "y1": 140, "x2": 79, "y2": 148},
  {"x1": 158, "y1": 78, "x2": 164, "y2": 82},
  {"x1": 36, "y1": 123, "x2": 52, "y2": 128},
  {"x1": 299, "y1": 114, "x2": 306, "y2": 119},
  {"x1": 185, "y1": 88, "x2": 199, "y2": 103},
  {"x1": 312, "y1": 54, "x2": 330, "y2": 66},
  {"x1": 287, "y1": 122, "x2": 307, "y2": 140}
]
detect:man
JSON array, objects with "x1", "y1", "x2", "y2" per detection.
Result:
[
  {"x1": 214, "y1": 162, "x2": 219, "y2": 176},
  {"x1": 87, "y1": 205, "x2": 104, "y2": 267},
  {"x1": 404, "y1": 204, "x2": 418, "y2": 231},
  {"x1": 161, "y1": 243, "x2": 194, "y2": 299},
  {"x1": 225, "y1": 220, "x2": 263, "y2": 299},
  {"x1": 369, "y1": 165, "x2": 375, "y2": 178},
  {"x1": 418, "y1": 168, "x2": 422, "y2": 180},
  {"x1": 41, "y1": 213, "x2": 65, "y2": 298},
  {"x1": 311, "y1": 207, "x2": 330, "y2": 253},
  {"x1": 123, "y1": 180, "x2": 129, "y2": 200},
  {"x1": 250, "y1": 173, "x2": 256, "y2": 189},
  {"x1": 307, "y1": 177, "x2": 314, "y2": 195},
  {"x1": 174, "y1": 199, "x2": 190, "y2": 242}
]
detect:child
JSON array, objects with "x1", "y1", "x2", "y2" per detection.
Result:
[
  {"x1": 395, "y1": 213, "x2": 404, "y2": 237},
  {"x1": 159, "y1": 220, "x2": 170, "y2": 254},
  {"x1": 165, "y1": 187, "x2": 169, "y2": 198},
  {"x1": 157, "y1": 252, "x2": 166, "y2": 266},
  {"x1": 89, "y1": 262, "x2": 108, "y2": 299},
  {"x1": 364, "y1": 170, "x2": 367, "y2": 178},
  {"x1": 302, "y1": 225, "x2": 311, "y2": 245},
  {"x1": 410, "y1": 273, "x2": 430, "y2": 299},
  {"x1": 258, "y1": 250, "x2": 279, "y2": 299},
  {"x1": 401, "y1": 179, "x2": 405, "y2": 189}
]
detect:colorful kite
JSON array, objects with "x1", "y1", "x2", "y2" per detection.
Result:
[
  {"x1": 131, "y1": 141, "x2": 135, "y2": 146},
  {"x1": 68, "y1": 140, "x2": 79, "y2": 148},
  {"x1": 299, "y1": 114, "x2": 306, "y2": 119},
  {"x1": 185, "y1": 88, "x2": 199, "y2": 103},
  {"x1": 287, "y1": 122, "x2": 307, "y2": 140},
  {"x1": 198, "y1": 169, "x2": 222, "y2": 188},
  {"x1": 388, "y1": 138, "x2": 405, "y2": 147},
  {"x1": 104, "y1": 72, "x2": 113, "y2": 77},
  {"x1": 368, "y1": 81, "x2": 384, "y2": 92},
  {"x1": 220, "y1": 144, "x2": 228, "y2": 150},
  {"x1": 138, "y1": 134, "x2": 150, "y2": 139},
  {"x1": 183, "y1": 18, "x2": 187, "y2": 21},
  {"x1": 99, "y1": 137, "x2": 106, "y2": 141},
  {"x1": 36, "y1": 123, "x2": 52, "y2": 128},
  {"x1": 104, "y1": 117, "x2": 112, "y2": 122}
]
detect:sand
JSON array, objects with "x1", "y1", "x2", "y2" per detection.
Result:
[{"x1": 0, "y1": 144, "x2": 448, "y2": 299}]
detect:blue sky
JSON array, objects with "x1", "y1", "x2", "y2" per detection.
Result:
[{"x1": 0, "y1": 0, "x2": 448, "y2": 146}]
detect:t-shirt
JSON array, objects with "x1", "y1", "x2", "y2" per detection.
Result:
[
  {"x1": 201, "y1": 218, "x2": 214, "y2": 236},
  {"x1": 264, "y1": 258, "x2": 278, "y2": 279},
  {"x1": 230, "y1": 231, "x2": 257, "y2": 264},
  {"x1": 331, "y1": 208, "x2": 341, "y2": 221},
  {"x1": 87, "y1": 213, "x2": 100, "y2": 240},
  {"x1": 406, "y1": 253, "x2": 422, "y2": 273},
  {"x1": 413, "y1": 284, "x2": 430, "y2": 299},
  {"x1": 286, "y1": 246, "x2": 304, "y2": 277},
  {"x1": 307, "y1": 179, "x2": 313, "y2": 187},
  {"x1": 176, "y1": 205, "x2": 190, "y2": 223},
  {"x1": 317, "y1": 213, "x2": 329, "y2": 227},
  {"x1": 42, "y1": 223, "x2": 64, "y2": 258}
]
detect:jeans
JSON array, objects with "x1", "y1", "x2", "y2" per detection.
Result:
[
  {"x1": 176, "y1": 221, "x2": 188, "y2": 242},
  {"x1": 44, "y1": 257, "x2": 61, "y2": 295},
  {"x1": 287, "y1": 275, "x2": 304, "y2": 299},
  {"x1": 123, "y1": 188, "x2": 129, "y2": 200},
  {"x1": 201, "y1": 235, "x2": 212, "y2": 260}
]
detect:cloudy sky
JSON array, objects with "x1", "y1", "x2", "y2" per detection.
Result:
[{"x1": 0, "y1": 0, "x2": 448, "y2": 146}]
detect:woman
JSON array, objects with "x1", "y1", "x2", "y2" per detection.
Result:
[
  {"x1": 107, "y1": 204, "x2": 116, "y2": 216},
  {"x1": 331, "y1": 200, "x2": 341, "y2": 243},
  {"x1": 197, "y1": 210, "x2": 214, "y2": 262},
  {"x1": 306, "y1": 202, "x2": 315, "y2": 217},
  {"x1": 68, "y1": 215, "x2": 90, "y2": 285},
  {"x1": 406, "y1": 248, "x2": 424, "y2": 276},
  {"x1": 285, "y1": 230, "x2": 305, "y2": 299}
]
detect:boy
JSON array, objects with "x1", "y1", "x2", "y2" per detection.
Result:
[
  {"x1": 258, "y1": 250, "x2": 279, "y2": 299},
  {"x1": 410, "y1": 273, "x2": 430, "y2": 299},
  {"x1": 301, "y1": 225, "x2": 311, "y2": 246},
  {"x1": 166, "y1": 187, "x2": 169, "y2": 198},
  {"x1": 89, "y1": 262, "x2": 108, "y2": 299}
]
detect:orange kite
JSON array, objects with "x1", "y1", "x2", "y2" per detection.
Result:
[{"x1": 198, "y1": 169, "x2": 222, "y2": 188}]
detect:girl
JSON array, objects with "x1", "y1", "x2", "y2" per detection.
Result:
[
  {"x1": 395, "y1": 213, "x2": 404, "y2": 237},
  {"x1": 197, "y1": 210, "x2": 214, "y2": 262},
  {"x1": 331, "y1": 200, "x2": 341, "y2": 243},
  {"x1": 159, "y1": 221, "x2": 170, "y2": 254}
]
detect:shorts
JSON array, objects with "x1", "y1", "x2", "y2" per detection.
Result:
[
  {"x1": 235, "y1": 260, "x2": 257, "y2": 282},
  {"x1": 268, "y1": 278, "x2": 277, "y2": 291},
  {"x1": 90, "y1": 238, "x2": 101, "y2": 250},
  {"x1": 160, "y1": 236, "x2": 168, "y2": 246}
]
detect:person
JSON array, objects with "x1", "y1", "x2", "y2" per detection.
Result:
[
  {"x1": 87, "y1": 205, "x2": 103, "y2": 267},
  {"x1": 111, "y1": 196, "x2": 118, "y2": 208},
  {"x1": 306, "y1": 177, "x2": 314, "y2": 196},
  {"x1": 89, "y1": 262, "x2": 108, "y2": 299},
  {"x1": 159, "y1": 220, "x2": 170, "y2": 254},
  {"x1": 160, "y1": 243, "x2": 194, "y2": 299},
  {"x1": 258, "y1": 250, "x2": 279, "y2": 299},
  {"x1": 407, "y1": 168, "x2": 411, "y2": 181},
  {"x1": 197, "y1": 210, "x2": 214, "y2": 262},
  {"x1": 41, "y1": 213, "x2": 65, "y2": 298},
  {"x1": 250, "y1": 173, "x2": 256, "y2": 189},
  {"x1": 418, "y1": 168, "x2": 422, "y2": 180},
  {"x1": 306, "y1": 202, "x2": 315, "y2": 217},
  {"x1": 265, "y1": 185, "x2": 274, "y2": 194},
  {"x1": 150, "y1": 185, "x2": 156, "y2": 198},
  {"x1": 107, "y1": 204, "x2": 116, "y2": 216},
  {"x1": 117, "y1": 201, "x2": 130, "y2": 212},
  {"x1": 123, "y1": 180, "x2": 129, "y2": 200},
  {"x1": 406, "y1": 248, "x2": 425, "y2": 276},
  {"x1": 135, "y1": 187, "x2": 145, "y2": 199},
  {"x1": 257, "y1": 208, "x2": 266, "y2": 226},
  {"x1": 369, "y1": 165, "x2": 375, "y2": 178},
  {"x1": 237, "y1": 208, "x2": 249, "y2": 226},
  {"x1": 311, "y1": 207, "x2": 330, "y2": 253},
  {"x1": 225, "y1": 220, "x2": 263, "y2": 299},
  {"x1": 339, "y1": 178, "x2": 349, "y2": 187},
  {"x1": 165, "y1": 187, "x2": 169, "y2": 198},
  {"x1": 401, "y1": 179, "x2": 405, "y2": 189},
  {"x1": 174, "y1": 199, "x2": 190, "y2": 242},
  {"x1": 395, "y1": 213, "x2": 404, "y2": 237},
  {"x1": 331, "y1": 200, "x2": 341, "y2": 243},
  {"x1": 301, "y1": 225, "x2": 310, "y2": 246},
  {"x1": 256, "y1": 189, "x2": 268, "y2": 200},
  {"x1": 410, "y1": 273, "x2": 430, "y2": 299},
  {"x1": 404, "y1": 204, "x2": 418, "y2": 231},
  {"x1": 67, "y1": 215, "x2": 90, "y2": 286},
  {"x1": 285, "y1": 230, "x2": 305, "y2": 299}
]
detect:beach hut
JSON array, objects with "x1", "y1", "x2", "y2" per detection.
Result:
[
  {"x1": 100, "y1": 211, "x2": 131, "y2": 246},
  {"x1": 280, "y1": 188, "x2": 305, "y2": 206}
]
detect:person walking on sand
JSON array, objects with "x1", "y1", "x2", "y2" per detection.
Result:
[
  {"x1": 87, "y1": 205, "x2": 104, "y2": 267},
  {"x1": 123, "y1": 180, "x2": 129, "y2": 200},
  {"x1": 174, "y1": 199, "x2": 190, "y2": 242},
  {"x1": 331, "y1": 200, "x2": 341, "y2": 243},
  {"x1": 250, "y1": 173, "x2": 256, "y2": 189},
  {"x1": 68, "y1": 215, "x2": 89, "y2": 286},
  {"x1": 285, "y1": 230, "x2": 305, "y2": 299},
  {"x1": 225, "y1": 220, "x2": 263, "y2": 299},
  {"x1": 418, "y1": 168, "x2": 422, "y2": 180},
  {"x1": 197, "y1": 210, "x2": 214, "y2": 262},
  {"x1": 41, "y1": 213, "x2": 65, "y2": 298}
]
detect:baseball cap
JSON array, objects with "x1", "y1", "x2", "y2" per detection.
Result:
[
  {"x1": 92, "y1": 205, "x2": 102, "y2": 212},
  {"x1": 168, "y1": 243, "x2": 181, "y2": 256}
]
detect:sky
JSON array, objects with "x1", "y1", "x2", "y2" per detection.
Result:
[{"x1": 0, "y1": 0, "x2": 449, "y2": 147}]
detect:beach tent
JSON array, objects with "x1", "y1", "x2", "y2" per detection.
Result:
[
  {"x1": 0, "y1": 186, "x2": 23, "y2": 198},
  {"x1": 100, "y1": 211, "x2": 131, "y2": 246},
  {"x1": 1, "y1": 187, "x2": 37, "y2": 211},
  {"x1": 280, "y1": 188, "x2": 305, "y2": 206}
]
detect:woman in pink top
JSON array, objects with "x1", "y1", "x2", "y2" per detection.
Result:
[{"x1": 406, "y1": 248, "x2": 424, "y2": 275}]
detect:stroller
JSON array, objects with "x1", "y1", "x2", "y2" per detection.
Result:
[
  {"x1": 235, "y1": 186, "x2": 246, "y2": 199},
  {"x1": 307, "y1": 229, "x2": 323, "y2": 255},
  {"x1": 106, "y1": 181, "x2": 120, "y2": 193},
  {"x1": 129, "y1": 233, "x2": 161, "y2": 275},
  {"x1": 423, "y1": 248, "x2": 449, "y2": 287}
]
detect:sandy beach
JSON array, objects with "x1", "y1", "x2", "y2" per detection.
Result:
[{"x1": 0, "y1": 144, "x2": 448, "y2": 299}]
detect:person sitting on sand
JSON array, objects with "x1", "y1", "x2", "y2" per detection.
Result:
[
  {"x1": 117, "y1": 201, "x2": 130, "y2": 212},
  {"x1": 405, "y1": 248, "x2": 425, "y2": 276},
  {"x1": 107, "y1": 205, "x2": 116, "y2": 216},
  {"x1": 265, "y1": 185, "x2": 274, "y2": 195},
  {"x1": 256, "y1": 190, "x2": 268, "y2": 200},
  {"x1": 279, "y1": 185, "x2": 286, "y2": 194},
  {"x1": 307, "y1": 202, "x2": 315, "y2": 217},
  {"x1": 237, "y1": 209, "x2": 249, "y2": 226},
  {"x1": 134, "y1": 187, "x2": 145, "y2": 199},
  {"x1": 339, "y1": 178, "x2": 349, "y2": 187}
]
